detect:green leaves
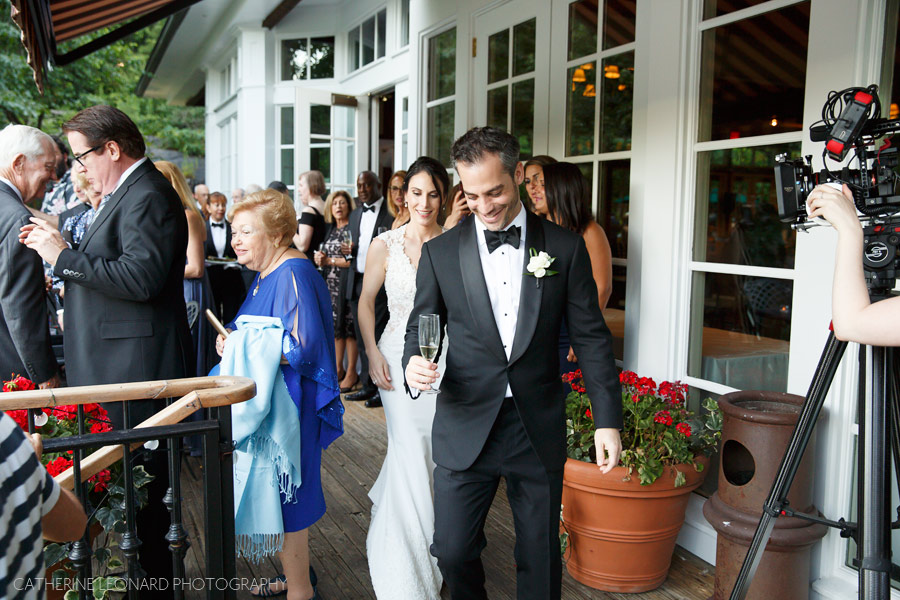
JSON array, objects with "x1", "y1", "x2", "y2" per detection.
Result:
[{"x1": 0, "y1": 0, "x2": 204, "y2": 158}]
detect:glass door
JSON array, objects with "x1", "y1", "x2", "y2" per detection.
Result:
[
  {"x1": 473, "y1": 0, "x2": 551, "y2": 159},
  {"x1": 295, "y1": 88, "x2": 365, "y2": 197}
]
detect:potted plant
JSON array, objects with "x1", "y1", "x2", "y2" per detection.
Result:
[
  {"x1": 3, "y1": 374, "x2": 154, "y2": 599},
  {"x1": 561, "y1": 369, "x2": 722, "y2": 593}
]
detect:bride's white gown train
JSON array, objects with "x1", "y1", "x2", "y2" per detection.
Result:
[{"x1": 366, "y1": 226, "x2": 443, "y2": 600}]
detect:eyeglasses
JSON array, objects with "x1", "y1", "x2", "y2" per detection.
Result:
[
  {"x1": 389, "y1": 186, "x2": 403, "y2": 193},
  {"x1": 73, "y1": 144, "x2": 103, "y2": 168}
]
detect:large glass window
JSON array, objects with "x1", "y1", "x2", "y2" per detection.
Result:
[
  {"x1": 277, "y1": 106, "x2": 295, "y2": 197},
  {"x1": 426, "y1": 27, "x2": 457, "y2": 166},
  {"x1": 563, "y1": 0, "x2": 636, "y2": 360},
  {"x1": 697, "y1": 3, "x2": 809, "y2": 141},
  {"x1": 485, "y1": 18, "x2": 537, "y2": 158},
  {"x1": 281, "y1": 37, "x2": 334, "y2": 81},
  {"x1": 689, "y1": 3, "x2": 808, "y2": 399},
  {"x1": 348, "y1": 9, "x2": 387, "y2": 72}
]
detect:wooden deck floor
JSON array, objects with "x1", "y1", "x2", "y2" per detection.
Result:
[{"x1": 179, "y1": 396, "x2": 715, "y2": 599}]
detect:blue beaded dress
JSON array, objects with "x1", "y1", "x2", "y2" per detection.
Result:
[{"x1": 230, "y1": 257, "x2": 343, "y2": 531}]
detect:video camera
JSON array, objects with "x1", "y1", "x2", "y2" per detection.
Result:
[{"x1": 774, "y1": 85, "x2": 900, "y2": 225}]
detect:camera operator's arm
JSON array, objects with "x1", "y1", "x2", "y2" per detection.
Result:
[{"x1": 807, "y1": 183, "x2": 900, "y2": 345}]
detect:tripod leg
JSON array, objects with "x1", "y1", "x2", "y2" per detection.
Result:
[
  {"x1": 858, "y1": 346, "x2": 891, "y2": 599},
  {"x1": 730, "y1": 332, "x2": 848, "y2": 600}
]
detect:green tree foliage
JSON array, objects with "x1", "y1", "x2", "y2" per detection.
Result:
[{"x1": 0, "y1": 0, "x2": 203, "y2": 156}]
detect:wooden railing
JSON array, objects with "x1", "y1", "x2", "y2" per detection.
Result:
[{"x1": 0, "y1": 376, "x2": 256, "y2": 600}]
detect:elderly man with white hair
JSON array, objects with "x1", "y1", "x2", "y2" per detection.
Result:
[{"x1": 0, "y1": 124, "x2": 60, "y2": 389}]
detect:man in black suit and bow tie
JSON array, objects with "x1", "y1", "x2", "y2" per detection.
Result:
[
  {"x1": 205, "y1": 191, "x2": 244, "y2": 323},
  {"x1": 344, "y1": 170, "x2": 393, "y2": 407},
  {"x1": 22, "y1": 105, "x2": 193, "y2": 596},
  {"x1": 0, "y1": 124, "x2": 60, "y2": 390},
  {"x1": 404, "y1": 128, "x2": 622, "y2": 599}
]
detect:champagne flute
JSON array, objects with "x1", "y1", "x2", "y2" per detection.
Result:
[
  {"x1": 418, "y1": 314, "x2": 441, "y2": 395},
  {"x1": 340, "y1": 229, "x2": 353, "y2": 260}
]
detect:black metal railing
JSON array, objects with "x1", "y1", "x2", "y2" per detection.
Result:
[{"x1": 0, "y1": 376, "x2": 255, "y2": 600}]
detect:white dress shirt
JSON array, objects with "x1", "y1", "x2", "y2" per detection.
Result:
[
  {"x1": 473, "y1": 204, "x2": 528, "y2": 398},
  {"x1": 209, "y1": 219, "x2": 227, "y2": 257},
  {"x1": 356, "y1": 196, "x2": 385, "y2": 274}
]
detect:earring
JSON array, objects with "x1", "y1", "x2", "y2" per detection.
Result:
[{"x1": 403, "y1": 201, "x2": 408, "y2": 207}]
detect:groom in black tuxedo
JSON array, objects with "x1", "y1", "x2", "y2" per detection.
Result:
[{"x1": 403, "y1": 128, "x2": 622, "y2": 599}]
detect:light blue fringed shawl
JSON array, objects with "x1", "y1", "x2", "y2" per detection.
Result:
[{"x1": 218, "y1": 315, "x2": 303, "y2": 562}]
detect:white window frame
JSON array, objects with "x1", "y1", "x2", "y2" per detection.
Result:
[
  {"x1": 347, "y1": 6, "x2": 388, "y2": 74},
  {"x1": 277, "y1": 34, "x2": 337, "y2": 82},
  {"x1": 420, "y1": 21, "x2": 458, "y2": 166},
  {"x1": 276, "y1": 105, "x2": 296, "y2": 198}
]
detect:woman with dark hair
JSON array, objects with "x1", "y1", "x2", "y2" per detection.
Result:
[
  {"x1": 523, "y1": 154, "x2": 557, "y2": 217},
  {"x1": 543, "y1": 161, "x2": 613, "y2": 373},
  {"x1": 359, "y1": 156, "x2": 449, "y2": 599}
]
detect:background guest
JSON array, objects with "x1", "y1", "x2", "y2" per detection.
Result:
[
  {"x1": 232, "y1": 187, "x2": 245, "y2": 205},
  {"x1": 344, "y1": 171, "x2": 392, "y2": 407},
  {"x1": 543, "y1": 161, "x2": 613, "y2": 373},
  {"x1": 268, "y1": 180, "x2": 289, "y2": 196},
  {"x1": 314, "y1": 190, "x2": 358, "y2": 393},
  {"x1": 245, "y1": 183, "x2": 263, "y2": 194},
  {"x1": 193, "y1": 182, "x2": 210, "y2": 219},
  {"x1": 0, "y1": 124, "x2": 60, "y2": 390},
  {"x1": 293, "y1": 170, "x2": 327, "y2": 253},
  {"x1": 40, "y1": 136, "x2": 77, "y2": 216},
  {"x1": 205, "y1": 191, "x2": 245, "y2": 324},
  {"x1": 442, "y1": 182, "x2": 470, "y2": 229},
  {"x1": 157, "y1": 160, "x2": 216, "y2": 378},
  {"x1": 217, "y1": 188, "x2": 343, "y2": 600},
  {"x1": 523, "y1": 155, "x2": 557, "y2": 217},
  {"x1": 385, "y1": 169, "x2": 408, "y2": 230}
]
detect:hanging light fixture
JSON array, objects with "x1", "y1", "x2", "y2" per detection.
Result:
[
  {"x1": 583, "y1": 84, "x2": 596, "y2": 98},
  {"x1": 618, "y1": 83, "x2": 626, "y2": 92},
  {"x1": 581, "y1": 62, "x2": 593, "y2": 70},
  {"x1": 572, "y1": 68, "x2": 587, "y2": 83},
  {"x1": 603, "y1": 64, "x2": 620, "y2": 79},
  {"x1": 891, "y1": 103, "x2": 899, "y2": 120},
  {"x1": 770, "y1": 116, "x2": 778, "y2": 127}
]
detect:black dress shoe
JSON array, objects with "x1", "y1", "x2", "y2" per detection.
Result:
[
  {"x1": 365, "y1": 395, "x2": 383, "y2": 408},
  {"x1": 345, "y1": 386, "x2": 376, "y2": 401}
]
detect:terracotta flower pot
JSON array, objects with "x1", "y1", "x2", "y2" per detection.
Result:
[{"x1": 562, "y1": 456, "x2": 709, "y2": 593}]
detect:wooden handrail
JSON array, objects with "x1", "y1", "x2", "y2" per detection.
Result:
[{"x1": 0, "y1": 376, "x2": 256, "y2": 490}]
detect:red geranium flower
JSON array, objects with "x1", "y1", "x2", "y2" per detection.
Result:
[
  {"x1": 88, "y1": 469, "x2": 112, "y2": 493},
  {"x1": 585, "y1": 408, "x2": 592, "y2": 420},
  {"x1": 3, "y1": 374, "x2": 35, "y2": 392},
  {"x1": 676, "y1": 423, "x2": 692, "y2": 437},
  {"x1": 46, "y1": 456, "x2": 73, "y2": 477},
  {"x1": 654, "y1": 410, "x2": 673, "y2": 426}
]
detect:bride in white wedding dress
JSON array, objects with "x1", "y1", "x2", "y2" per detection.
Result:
[{"x1": 357, "y1": 157, "x2": 451, "y2": 600}]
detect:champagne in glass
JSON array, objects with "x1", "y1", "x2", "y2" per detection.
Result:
[
  {"x1": 418, "y1": 314, "x2": 441, "y2": 395},
  {"x1": 340, "y1": 229, "x2": 353, "y2": 260}
]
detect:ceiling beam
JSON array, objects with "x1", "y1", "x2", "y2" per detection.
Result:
[{"x1": 262, "y1": 0, "x2": 302, "y2": 29}]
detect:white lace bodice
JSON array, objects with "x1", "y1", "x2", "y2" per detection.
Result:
[{"x1": 380, "y1": 225, "x2": 418, "y2": 342}]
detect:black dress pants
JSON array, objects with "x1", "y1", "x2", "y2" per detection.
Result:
[{"x1": 431, "y1": 397, "x2": 564, "y2": 600}]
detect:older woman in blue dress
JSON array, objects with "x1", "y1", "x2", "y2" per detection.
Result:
[{"x1": 215, "y1": 189, "x2": 343, "y2": 600}]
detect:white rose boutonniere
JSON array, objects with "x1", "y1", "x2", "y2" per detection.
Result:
[{"x1": 525, "y1": 248, "x2": 557, "y2": 287}]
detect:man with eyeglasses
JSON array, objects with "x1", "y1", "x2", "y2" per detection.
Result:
[
  {"x1": 20, "y1": 105, "x2": 192, "y2": 597},
  {"x1": 0, "y1": 124, "x2": 60, "y2": 391}
]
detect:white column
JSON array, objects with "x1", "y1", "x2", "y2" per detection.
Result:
[{"x1": 236, "y1": 28, "x2": 270, "y2": 188}]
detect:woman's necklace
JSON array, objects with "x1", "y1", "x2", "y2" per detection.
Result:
[{"x1": 253, "y1": 248, "x2": 288, "y2": 296}]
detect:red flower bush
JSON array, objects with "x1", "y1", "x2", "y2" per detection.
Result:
[{"x1": 565, "y1": 369, "x2": 722, "y2": 486}]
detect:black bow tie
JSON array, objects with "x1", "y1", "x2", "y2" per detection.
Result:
[
  {"x1": 362, "y1": 203, "x2": 377, "y2": 212},
  {"x1": 211, "y1": 222, "x2": 224, "y2": 228},
  {"x1": 484, "y1": 225, "x2": 521, "y2": 253}
]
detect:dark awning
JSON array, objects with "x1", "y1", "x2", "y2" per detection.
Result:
[{"x1": 10, "y1": 0, "x2": 202, "y2": 93}]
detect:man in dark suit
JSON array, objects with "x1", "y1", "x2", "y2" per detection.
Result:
[
  {"x1": 344, "y1": 170, "x2": 393, "y2": 407},
  {"x1": 22, "y1": 105, "x2": 193, "y2": 597},
  {"x1": 0, "y1": 124, "x2": 60, "y2": 389},
  {"x1": 404, "y1": 128, "x2": 623, "y2": 600},
  {"x1": 204, "y1": 191, "x2": 244, "y2": 324}
]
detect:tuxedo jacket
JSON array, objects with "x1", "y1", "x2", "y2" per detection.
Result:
[
  {"x1": 0, "y1": 181, "x2": 57, "y2": 383},
  {"x1": 54, "y1": 160, "x2": 193, "y2": 425},
  {"x1": 205, "y1": 219, "x2": 236, "y2": 259},
  {"x1": 402, "y1": 211, "x2": 623, "y2": 473},
  {"x1": 345, "y1": 198, "x2": 394, "y2": 300}
]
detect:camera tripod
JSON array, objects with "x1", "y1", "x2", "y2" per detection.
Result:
[{"x1": 729, "y1": 321, "x2": 900, "y2": 599}]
